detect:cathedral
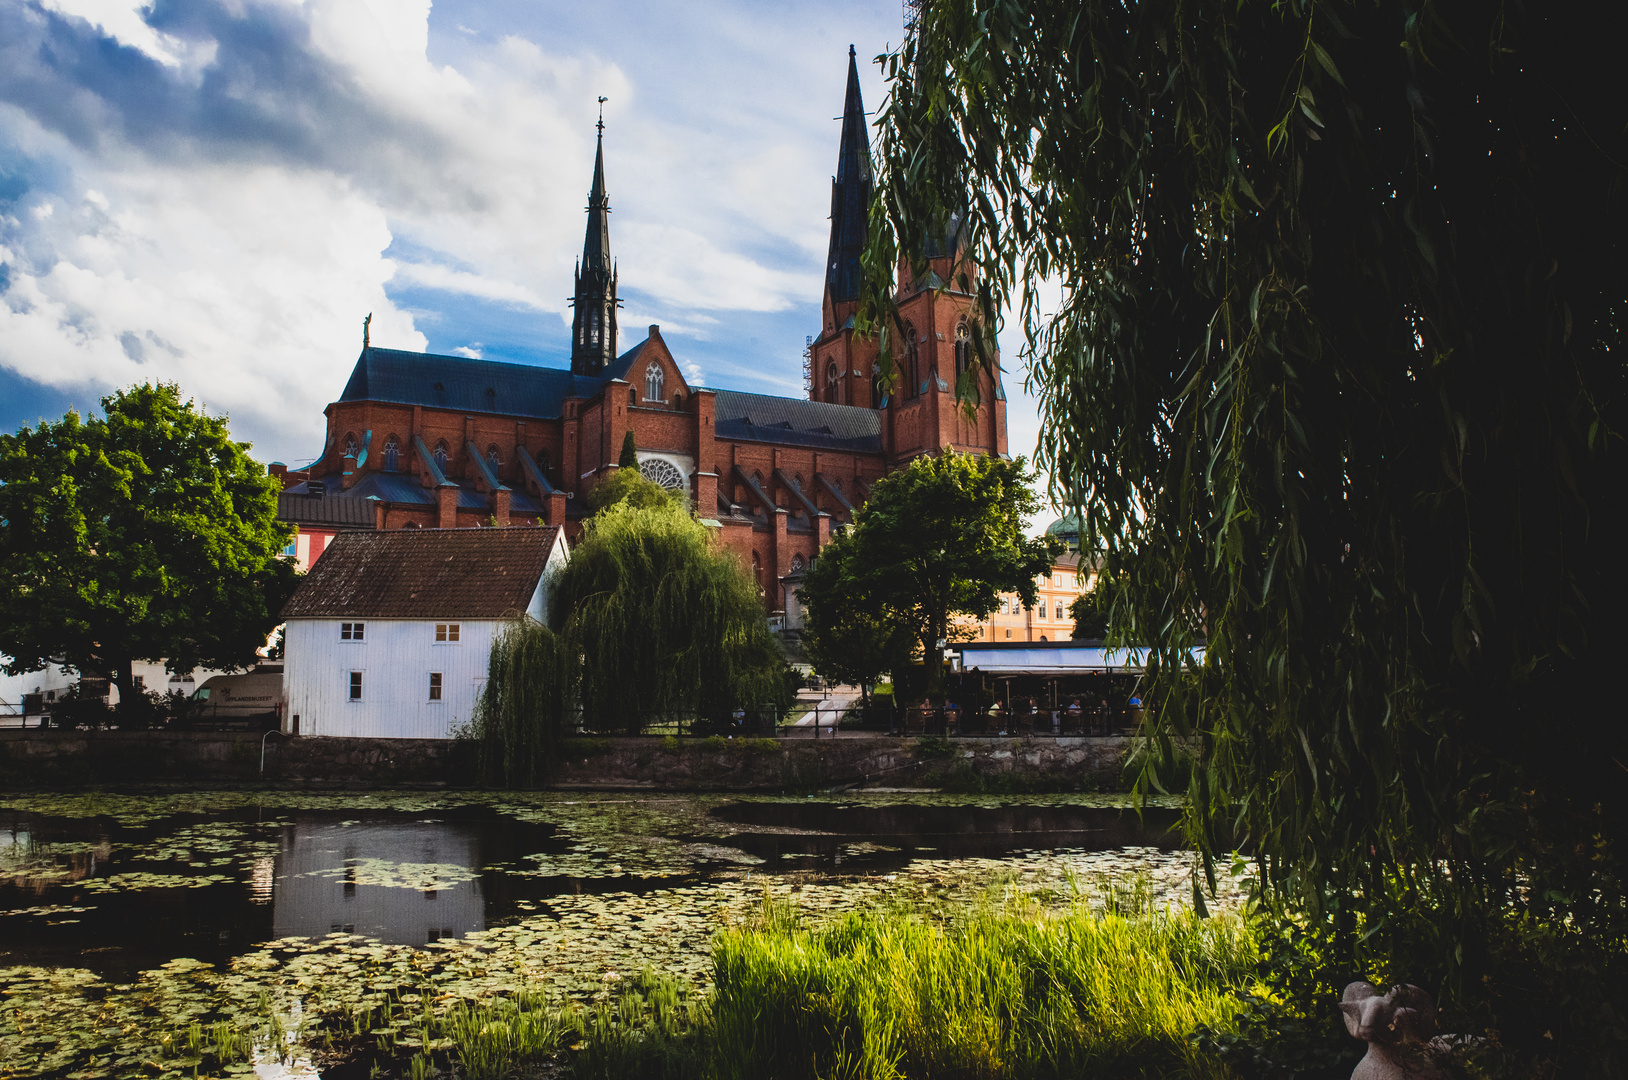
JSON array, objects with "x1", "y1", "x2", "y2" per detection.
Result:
[{"x1": 278, "y1": 47, "x2": 1007, "y2": 611}]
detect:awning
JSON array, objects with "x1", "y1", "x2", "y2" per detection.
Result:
[{"x1": 955, "y1": 643, "x2": 1204, "y2": 676}]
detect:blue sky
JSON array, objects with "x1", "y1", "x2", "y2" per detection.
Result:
[{"x1": 0, "y1": 0, "x2": 1048, "y2": 499}]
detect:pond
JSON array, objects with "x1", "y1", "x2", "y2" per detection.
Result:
[{"x1": 0, "y1": 790, "x2": 1227, "y2": 1077}]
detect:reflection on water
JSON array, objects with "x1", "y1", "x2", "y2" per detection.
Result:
[
  {"x1": 271, "y1": 822, "x2": 485, "y2": 945},
  {"x1": 0, "y1": 793, "x2": 1193, "y2": 982}
]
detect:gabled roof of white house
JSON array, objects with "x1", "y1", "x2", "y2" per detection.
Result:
[{"x1": 282, "y1": 526, "x2": 563, "y2": 620}]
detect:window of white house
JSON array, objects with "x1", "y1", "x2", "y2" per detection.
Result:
[
  {"x1": 429, "y1": 673, "x2": 442, "y2": 701},
  {"x1": 435, "y1": 623, "x2": 461, "y2": 643},
  {"x1": 341, "y1": 622, "x2": 365, "y2": 641},
  {"x1": 349, "y1": 672, "x2": 363, "y2": 701}
]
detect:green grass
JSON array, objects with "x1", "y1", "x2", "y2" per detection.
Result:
[{"x1": 706, "y1": 892, "x2": 1256, "y2": 1080}]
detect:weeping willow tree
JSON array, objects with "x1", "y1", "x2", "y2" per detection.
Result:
[
  {"x1": 471, "y1": 495, "x2": 788, "y2": 771},
  {"x1": 554, "y1": 501, "x2": 789, "y2": 732},
  {"x1": 862, "y1": 0, "x2": 1628, "y2": 1044},
  {"x1": 469, "y1": 618, "x2": 576, "y2": 787}
]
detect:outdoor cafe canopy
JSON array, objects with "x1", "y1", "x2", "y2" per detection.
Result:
[{"x1": 954, "y1": 640, "x2": 1205, "y2": 677}]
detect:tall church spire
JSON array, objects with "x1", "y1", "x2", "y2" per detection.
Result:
[
  {"x1": 825, "y1": 45, "x2": 872, "y2": 305},
  {"x1": 571, "y1": 99, "x2": 619, "y2": 376}
]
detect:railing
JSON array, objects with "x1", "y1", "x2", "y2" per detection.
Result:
[
  {"x1": 895, "y1": 705, "x2": 1129, "y2": 738},
  {"x1": 573, "y1": 706, "x2": 782, "y2": 738}
]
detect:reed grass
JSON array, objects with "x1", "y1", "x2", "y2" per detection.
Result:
[{"x1": 707, "y1": 891, "x2": 1256, "y2": 1080}]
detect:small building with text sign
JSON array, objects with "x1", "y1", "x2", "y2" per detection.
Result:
[{"x1": 280, "y1": 527, "x2": 567, "y2": 738}]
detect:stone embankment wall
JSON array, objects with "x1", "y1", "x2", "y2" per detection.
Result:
[{"x1": 0, "y1": 730, "x2": 1131, "y2": 791}]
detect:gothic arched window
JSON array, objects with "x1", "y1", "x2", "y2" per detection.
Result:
[
  {"x1": 825, "y1": 360, "x2": 840, "y2": 404},
  {"x1": 486, "y1": 445, "x2": 501, "y2": 467},
  {"x1": 432, "y1": 442, "x2": 449, "y2": 474},
  {"x1": 955, "y1": 322, "x2": 972, "y2": 379},
  {"x1": 590, "y1": 308, "x2": 600, "y2": 346},
  {"x1": 537, "y1": 449, "x2": 552, "y2": 483},
  {"x1": 639, "y1": 458, "x2": 684, "y2": 490},
  {"x1": 790, "y1": 554, "x2": 805, "y2": 574},
  {"x1": 629, "y1": 386, "x2": 636, "y2": 406},
  {"x1": 645, "y1": 363, "x2": 664, "y2": 403},
  {"x1": 343, "y1": 433, "x2": 359, "y2": 459},
  {"x1": 904, "y1": 325, "x2": 920, "y2": 398},
  {"x1": 382, "y1": 437, "x2": 399, "y2": 472}
]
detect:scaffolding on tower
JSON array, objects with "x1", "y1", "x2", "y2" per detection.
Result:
[
  {"x1": 802, "y1": 335, "x2": 814, "y2": 397},
  {"x1": 903, "y1": 0, "x2": 923, "y2": 32}
]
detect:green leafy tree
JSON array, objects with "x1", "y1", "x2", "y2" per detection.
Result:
[
  {"x1": 866, "y1": 0, "x2": 1628, "y2": 1050},
  {"x1": 798, "y1": 449, "x2": 1055, "y2": 699},
  {"x1": 617, "y1": 429, "x2": 638, "y2": 468},
  {"x1": 797, "y1": 528, "x2": 915, "y2": 699},
  {"x1": 1067, "y1": 582, "x2": 1109, "y2": 641},
  {"x1": 586, "y1": 466, "x2": 683, "y2": 515},
  {"x1": 0, "y1": 384, "x2": 297, "y2": 713}
]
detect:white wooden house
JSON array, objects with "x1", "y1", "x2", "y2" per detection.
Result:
[{"x1": 280, "y1": 526, "x2": 567, "y2": 738}]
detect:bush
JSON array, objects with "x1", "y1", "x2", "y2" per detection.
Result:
[{"x1": 47, "y1": 682, "x2": 112, "y2": 729}]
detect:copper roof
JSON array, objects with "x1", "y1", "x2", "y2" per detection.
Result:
[{"x1": 281, "y1": 526, "x2": 562, "y2": 620}]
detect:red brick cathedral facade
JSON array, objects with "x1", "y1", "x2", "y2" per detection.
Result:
[{"x1": 281, "y1": 48, "x2": 1007, "y2": 611}]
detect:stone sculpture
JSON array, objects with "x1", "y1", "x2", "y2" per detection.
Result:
[{"x1": 1340, "y1": 981, "x2": 1444, "y2": 1080}]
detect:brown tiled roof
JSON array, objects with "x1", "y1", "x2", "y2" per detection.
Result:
[
  {"x1": 281, "y1": 526, "x2": 562, "y2": 619},
  {"x1": 277, "y1": 492, "x2": 378, "y2": 528}
]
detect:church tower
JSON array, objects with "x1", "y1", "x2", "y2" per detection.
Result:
[
  {"x1": 570, "y1": 108, "x2": 619, "y2": 376},
  {"x1": 811, "y1": 46, "x2": 882, "y2": 410},
  {"x1": 808, "y1": 47, "x2": 1006, "y2": 462}
]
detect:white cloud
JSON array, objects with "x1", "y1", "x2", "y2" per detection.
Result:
[
  {"x1": 0, "y1": 164, "x2": 420, "y2": 457},
  {"x1": 390, "y1": 262, "x2": 547, "y2": 310},
  {"x1": 41, "y1": 0, "x2": 219, "y2": 73}
]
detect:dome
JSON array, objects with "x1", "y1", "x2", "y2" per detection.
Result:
[
  {"x1": 1043, "y1": 514, "x2": 1081, "y2": 551},
  {"x1": 1044, "y1": 514, "x2": 1081, "y2": 537}
]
